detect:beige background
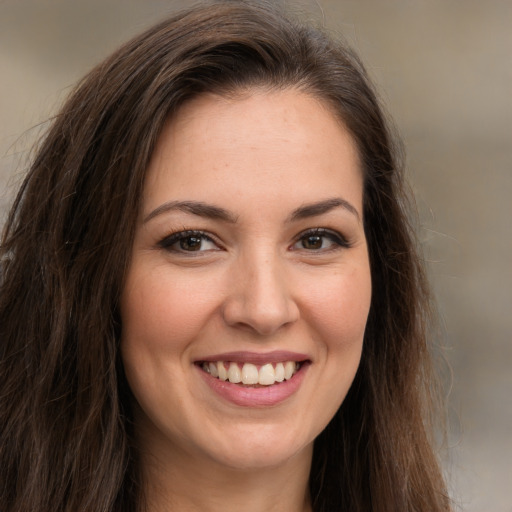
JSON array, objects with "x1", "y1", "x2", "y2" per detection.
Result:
[{"x1": 1, "y1": 1, "x2": 511, "y2": 510}]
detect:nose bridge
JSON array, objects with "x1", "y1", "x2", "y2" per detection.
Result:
[{"x1": 222, "y1": 243, "x2": 299, "y2": 335}]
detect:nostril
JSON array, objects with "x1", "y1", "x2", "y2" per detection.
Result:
[{"x1": 222, "y1": 298, "x2": 299, "y2": 336}]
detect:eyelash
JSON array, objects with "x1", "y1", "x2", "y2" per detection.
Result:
[
  {"x1": 157, "y1": 228, "x2": 351, "y2": 254},
  {"x1": 158, "y1": 229, "x2": 220, "y2": 253},
  {"x1": 291, "y1": 228, "x2": 351, "y2": 252}
]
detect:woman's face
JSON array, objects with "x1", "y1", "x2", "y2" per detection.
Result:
[{"x1": 120, "y1": 89, "x2": 372, "y2": 472}]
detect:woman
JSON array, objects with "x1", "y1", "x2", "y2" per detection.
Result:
[{"x1": 0, "y1": 2, "x2": 450, "y2": 511}]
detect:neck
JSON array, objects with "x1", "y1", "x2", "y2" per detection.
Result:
[{"x1": 140, "y1": 441, "x2": 313, "y2": 512}]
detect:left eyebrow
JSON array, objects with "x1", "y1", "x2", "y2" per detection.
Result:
[{"x1": 288, "y1": 197, "x2": 361, "y2": 222}]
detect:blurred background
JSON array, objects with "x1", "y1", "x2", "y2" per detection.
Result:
[{"x1": 1, "y1": 1, "x2": 510, "y2": 509}]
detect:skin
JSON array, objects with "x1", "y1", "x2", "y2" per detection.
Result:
[{"x1": 120, "y1": 88, "x2": 372, "y2": 512}]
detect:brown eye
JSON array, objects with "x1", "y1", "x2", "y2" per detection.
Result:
[
  {"x1": 180, "y1": 236, "x2": 203, "y2": 251},
  {"x1": 292, "y1": 228, "x2": 350, "y2": 252},
  {"x1": 302, "y1": 235, "x2": 323, "y2": 250},
  {"x1": 159, "y1": 231, "x2": 218, "y2": 253}
]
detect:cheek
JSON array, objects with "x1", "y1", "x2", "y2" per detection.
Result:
[
  {"x1": 121, "y1": 269, "x2": 219, "y2": 353},
  {"x1": 296, "y1": 262, "x2": 371, "y2": 432},
  {"x1": 301, "y1": 263, "x2": 372, "y2": 350},
  {"x1": 119, "y1": 270, "x2": 212, "y2": 422}
]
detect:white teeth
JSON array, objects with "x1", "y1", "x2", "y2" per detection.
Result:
[
  {"x1": 241, "y1": 363, "x2": 259, "y2": 385},
  {"x1": 202, "y1": 360, "x2": 302, "y2": 385},
  {"x1": 258, "y1": 363, "x2": 276, "y2": 385},
  {"x1": 217, "y1": 361, "x2": 228, "y2": 380},
  {"x1": 284, "y1": 361, "x2": 295, "y2": 380},
  {"x1": 208, "y1": 362, "x2": 218, "y2": 378},
  {"x1": 274, "y1": 362, "x2": 285, "y2": 382},
  {"x1": 227, "y1": 362, "x2": 242, "y2": 383}
]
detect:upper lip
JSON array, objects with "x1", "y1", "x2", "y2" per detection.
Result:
[{"x1": 196, "y1": 350, "x2": 310, "y2": 364}]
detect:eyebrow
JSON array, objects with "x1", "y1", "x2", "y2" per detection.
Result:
[
  {"x1": 144, "y1": 200, "x2": 238, "y2": 224},
  {"x1": 288, "y1": 197, "x2": 360, "y2": 222},
  {"x1": 144, "y1": 197, "x2": 360, "y2": 225}
]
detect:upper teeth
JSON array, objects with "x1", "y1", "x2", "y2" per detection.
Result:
[{"x1": 201, "y1": 361, "x2": 300, "y2": 386}]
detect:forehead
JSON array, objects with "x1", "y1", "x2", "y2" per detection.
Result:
[{"x1": 143, "y1": 88, "x2": 363, "y2": 218}]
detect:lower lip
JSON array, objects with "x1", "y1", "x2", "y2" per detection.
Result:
[{"x1": 197, "y1": 363, "x2": 309, "y2": 407}]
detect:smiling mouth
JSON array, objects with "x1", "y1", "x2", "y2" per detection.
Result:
[{"x1": 199, "y1": 361, "x2": 305, "y2": 386}]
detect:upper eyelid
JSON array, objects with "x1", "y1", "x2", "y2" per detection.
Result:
[
  {"x1": 297, "y1": 227, "x2": 338, "y2": 235},
  {"x1": 157, "y1": 227, "x2": 350, "y2": 249},
  {"x1": 158, "y1": 229, "x2": 219, "y2": 248},
  {"x1": 295, "y1": 227, "x2": 348, "y2": 240},
  {"x1": 291, "y1": 227, "x2": 351, "y2": 249}
]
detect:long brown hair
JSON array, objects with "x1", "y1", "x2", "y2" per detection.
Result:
[{"x1": 0, "y1": 2, "x2": 450, "y2": 511}]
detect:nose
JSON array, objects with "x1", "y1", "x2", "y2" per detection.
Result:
[{"x1": 221, "y1": 250, "x2": 300, "y2": 336}]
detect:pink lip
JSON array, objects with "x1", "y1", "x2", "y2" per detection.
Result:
[
  {"x1": 196, "y1": 361, "x2": 310, "y2": 407},
  {"x1": 196, "y1": 350, "x2": 310, "y2": 365}
]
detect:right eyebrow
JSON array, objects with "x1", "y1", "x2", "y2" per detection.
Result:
[{"x1": 143, "y1": 200, "x2": 239, "y2": 224}]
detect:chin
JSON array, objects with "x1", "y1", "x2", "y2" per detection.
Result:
[
  {"x1": 194, "y1": 423, "x2": 314, "y2": 472},
  {"x1": 210, "y1": 443, "x2": 311, "y2": 472}
]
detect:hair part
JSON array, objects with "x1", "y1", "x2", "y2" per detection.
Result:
[{"x1": 1, "y1": 2, "x2": 450, "y2": 511}]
